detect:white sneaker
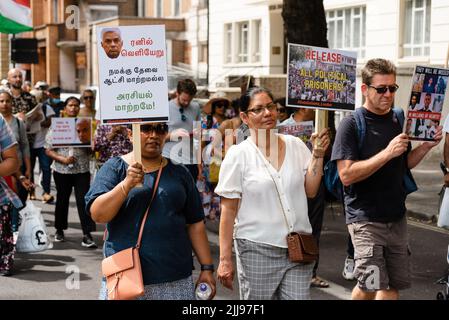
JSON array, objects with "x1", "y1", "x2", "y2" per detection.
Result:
[{"x1": 342, "y1": 256, "x2": 355, "y2": 280}]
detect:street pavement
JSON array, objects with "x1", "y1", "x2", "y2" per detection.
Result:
[{"x1": 1, "y1": 154, "x2": 448, "y2": 300}]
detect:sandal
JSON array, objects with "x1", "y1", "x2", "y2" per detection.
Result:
[{"x1": 311, "y1": 276, "x2": 329, "y2": 288}]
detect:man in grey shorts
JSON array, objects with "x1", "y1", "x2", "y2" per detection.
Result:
[{"x1": 331, "y1": 58, "x2": 442, "y2": 299}]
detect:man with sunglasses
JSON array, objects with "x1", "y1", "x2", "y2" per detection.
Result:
[
  {"x1": 331, "y1": 58, "x2": 442, "y2": 300},
  {"x1": 163, "y1": 79, "x2": 202, "y2": 181}
]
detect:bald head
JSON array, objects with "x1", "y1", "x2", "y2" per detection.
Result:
[{"x1": 7, "y1": 68, "x2": 23, "y2": 90}]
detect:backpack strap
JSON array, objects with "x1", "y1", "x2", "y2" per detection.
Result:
[
  {"x1": 353, "y1": 107, "x2": 366, "y2": 151},
  {"x1": 392, "y1": 107, "x2": 405, "y2": 130}
]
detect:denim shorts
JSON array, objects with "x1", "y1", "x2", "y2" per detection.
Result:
[{"x1": 348, "y1": 216, "x2": 411, "y2": 292}]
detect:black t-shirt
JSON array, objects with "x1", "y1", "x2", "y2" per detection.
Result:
[{"x1": 331, "y1": 107, "x2": 409, "y2": 224}]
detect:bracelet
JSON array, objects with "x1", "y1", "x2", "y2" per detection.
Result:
[
  {"x1": 19, "y1": 175, "x2": 26, "y2": 181},
  {"x1": 120, "y1": 183, "x2": 128, "y2": 197}
]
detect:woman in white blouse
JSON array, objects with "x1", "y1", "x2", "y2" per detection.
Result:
[{"x1": 215, "y1": 87, "x2": 329, "y2": 300}]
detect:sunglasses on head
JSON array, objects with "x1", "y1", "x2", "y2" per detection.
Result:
[
  {"x1": 368, "y1": 84, "x2": 399, "y2": 94},
  {"x1": 179, "y1": 108, "x2": 187, "y2": 122},
  {"x1": 140, "y1": 123, "x2": 168, "y2": 135}
]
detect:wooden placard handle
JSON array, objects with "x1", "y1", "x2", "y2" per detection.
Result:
[
  {"x1": 132, "y1": 123, "x2": 143, "y2": 188},
  {"x1": 315, "y1": 109, "x2": 328, "y2": 134}
]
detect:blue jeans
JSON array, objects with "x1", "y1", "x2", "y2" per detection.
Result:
[{"x1": 30, "y1": 147, "x2": 52, "y2": 194}]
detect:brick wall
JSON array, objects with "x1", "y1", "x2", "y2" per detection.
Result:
[
  {"x1": 172, "y1": 40, "x2": 186, "y2": 65},
  {"x1": 0, "y1": 34, "x2": 9, "y2": 79}
]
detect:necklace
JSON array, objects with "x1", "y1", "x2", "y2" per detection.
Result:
[{"x1": 142, "y1": 157, "x2": 166, "y2": 173}]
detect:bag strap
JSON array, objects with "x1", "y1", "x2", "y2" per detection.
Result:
[
  {"x1": 135, "y1": 159, "x2": 164, "y2": 249},
  {"x1": 248, "y1": 138, "x2": 292, "y2": 233}
]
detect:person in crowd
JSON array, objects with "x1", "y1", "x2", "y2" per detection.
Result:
[
  {"x1": 79, "y1": 89, "x2": 96, "y2": 118},
  {"x1": 442, "y1": 116, "x2": 449, "y2": 186},
  {"x1": 45, "y1": 97, "x2": 97, "y2": 248},
  {"x1": 75, "y1": 118, "x2": 92, "y2": 145},
  {"x1": 163, "y1": 79, "x2": 201, "y2": 181},
  {"x1": 29, "y1": 88, "x2": 56, "y2": 203},
  {"x1": 43, "y1": 86, "x2": 65, "y2": 117},
  {"x1": 0, "y1": 116, "x2": 21, "y2": 276},
  {"x1": 7, "y1": 68, "x2": 37, "y2": 121},
  {"x1": 0, "y1": 89, "x2": 32, "y2": 204},
  {"x1": 101, "y1": 28, "x2": 123, "y2": 59},
  {"x1": 216, "y1": 87, "x2": 330, "y2": 300},
  {"x1": 275, "y1": 98, "x2": 289, "y2": 124},
  {"x1": 331, "y1": 58, "x2": 442, "y2": 300},
  {"x1": 86, "y1": 122, "x2": 216, "y2": 300},
  {"x1": 279, "y1": 106, "x2": 330, "y2": 288},
  {"x1": 93, "y1": 124, "x2": 132, "y2": 169},
  {"x1": 22, "y1": 81, "x2": 32, "y2": 93},
  {"x1": 200, "y1": 93, "x2": 231, "y2": 223}
]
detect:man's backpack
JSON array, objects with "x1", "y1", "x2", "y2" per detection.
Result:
[{"x1": 324, "y1": 107, "x2": 418, "y2": 202}]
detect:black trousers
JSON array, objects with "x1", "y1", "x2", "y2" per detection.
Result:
[
  {"x1": 308, "y1": 181, "x2": 325, "y2": 277},
  {"x1": 53, "y1": 171, "x2": 96, "y2": 235}
]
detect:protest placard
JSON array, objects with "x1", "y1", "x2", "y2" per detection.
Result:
[
  {"x1": 278, "y1": 121, "x2": 314, "y2": 151},
  {"x1": 50, "y1": 117, "x2": 92, "y2": 148},
  {"x1": 97, "y1": 25, "x2": 169, "y2": 124},
  {"x1": 286, "y1": 43, "x2": 357, "y2": 112},
  {"x1": 405, "y1": 65, "x2": 449, "y2": 141}
]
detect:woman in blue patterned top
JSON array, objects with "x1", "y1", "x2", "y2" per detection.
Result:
[
  {"x1": 86, "y1": 122, "x2": 216, "y2": 300},
  {"x1": 0, "y1": 116, "x2": 21, "y2": 276}
]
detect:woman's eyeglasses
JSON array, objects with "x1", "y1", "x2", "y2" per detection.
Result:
[
  {"x1": 368, "y1": 84, "x2": 399, "y2": 94},
  {"x1": 179, "y1": 108, "x2": 187, "y2": 122},
  {"x1": 83, "y1": 96, "x2": 94, "y2": 100},
  {"x1": 140, "y1": 123, "x2": 168, "y2": 135},
  {"x1": 246, "y1": 102, "x2": 277, "y2": 115}
]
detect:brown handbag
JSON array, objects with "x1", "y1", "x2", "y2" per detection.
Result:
[
  {"x1": 286, "y1": 232, "x2": 319, "y2": 264},
  {"x1": 101, "y1": 164, "x2": 163, "y2": 300}
]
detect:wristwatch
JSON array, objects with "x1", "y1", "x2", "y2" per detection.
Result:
[{"x1": 200, "y1": 264, "x2": 215, "y2": 272}]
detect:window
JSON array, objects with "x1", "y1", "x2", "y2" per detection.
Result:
[
  {"x1": 156, "y1": 0, "x2": 162, "y2": 17},
  {"x1": 403, "y1": 0, "x2": 431, "y2": 57},
  {"x1": 88, "y1": 5, "x2": 118, "y2": 22},
  {"x1": 53, "y1": 0, "x2": 59, "y2": 23},
  {"x1": 225, "y1": 24, "x2": 233, "y2": 63},
  {"x1": 174, "y1": 0, "x2": 181, "y2": 16},
  {"x1": 237, "y1": 22, "x2": 249, "y2": 63},
  {"x1": 199, "y1": 43, "x2": 208, "y2": 63},
  {"x1": 327, "y1": 7, "x2": 366, "y2": 58},
  {"x1": 225, "y1": 20, "x2": 261, "y2": 64}
]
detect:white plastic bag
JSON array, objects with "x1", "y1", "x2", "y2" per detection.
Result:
[
  {"x1": 438, "y1": 187, "x2": 449, "y2": 229},
  {"x1": 16, "y1": 200, "x2": 53, "y2": 253}
]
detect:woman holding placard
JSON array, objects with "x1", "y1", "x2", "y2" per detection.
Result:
[
  {"x1": 45, "y1": 97, "x2": 97, "y2": 248},
  {"x1": 86, "y1": 122, "x2": 216, "y2": 300}
]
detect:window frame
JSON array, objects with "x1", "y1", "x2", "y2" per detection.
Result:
[
  {"x1": 223, "y1": 19, "x2": 262, "y2": 65},
  {"x1": 402, "y1": 0, "x2": 431, "y2": 58},
  {"x1": 326, "y1": 6, "x2": 366, "y2": 58}
]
